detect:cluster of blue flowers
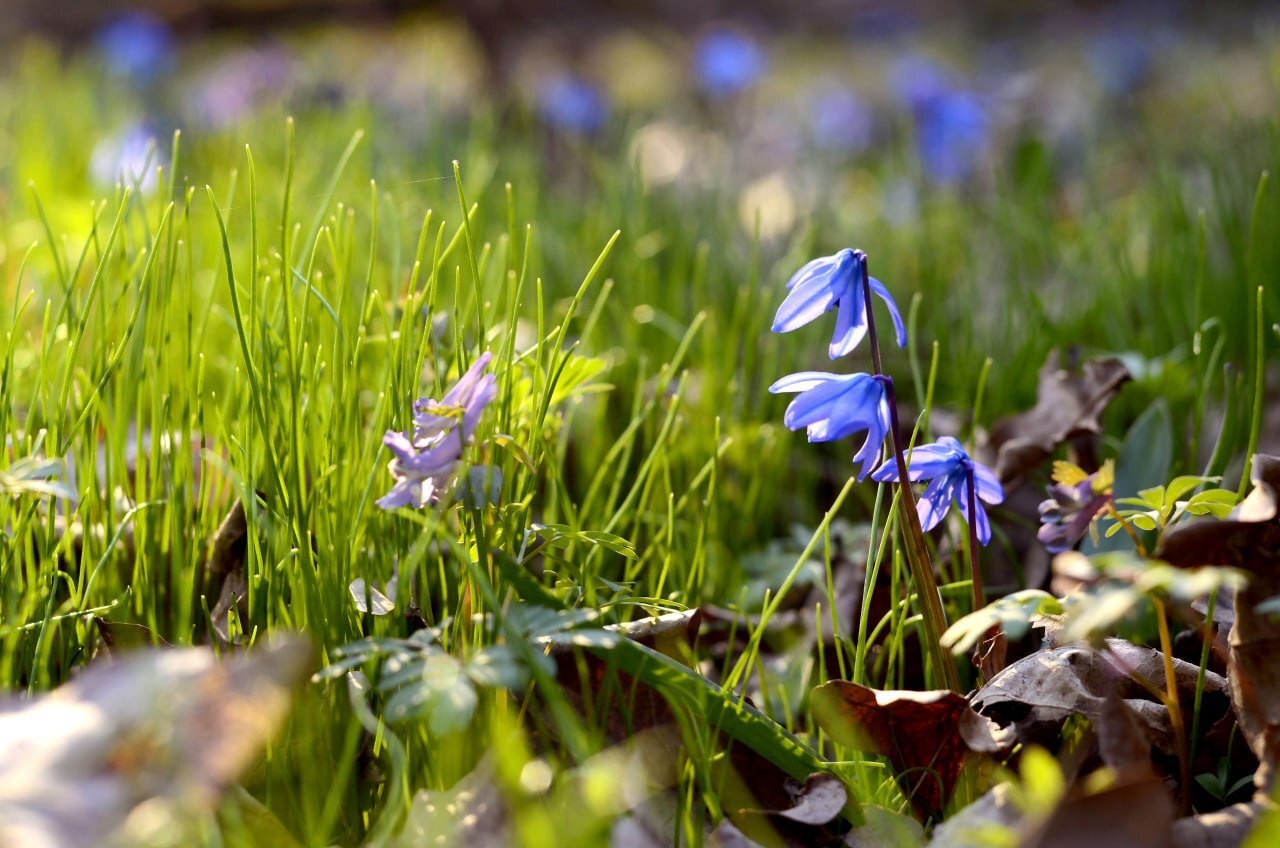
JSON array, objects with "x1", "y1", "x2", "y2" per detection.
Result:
[
  {"x1": 377, "y1": 353, "x2": 497, "y2": 510},
  {"x1": 769, "y1": 249, "x2": 1004, "y2": 544}
]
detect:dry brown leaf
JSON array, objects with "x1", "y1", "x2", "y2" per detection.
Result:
[
  {"x1": 0, "y1": 638, "x2": 311, "y2": 848},
  {"x1": 1170, "y1": 801, "x2": 1271, "y2": 848},
  {"x1": 206, "y1": 496, "x2": 252, "y2": 646},
  {"x1": 987, "y1": 351, "x2": 1131, "y2": 484},
  {"x1": 1158, "y1": 454, "x2": 1280, "y2": 793},
  {"x1": 810, "y1": 683, "x2": 975, "y2": 821},
  {"x1": 1025, "y1": 775, "x2": 1174, "y2": 847},
  {"x1": 1095, "y1": 692, "x2": 1153, "y2": 773}
]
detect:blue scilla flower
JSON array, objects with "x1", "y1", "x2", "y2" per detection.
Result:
[
  {"x1": 693, "y1": 29, "x2": 765, "y2": 97},
  {"x1": 769, "y1": 372, "x2": 891, "y2": 479},
  {"x1": 871, "y1": 436, "x2": 1004, "y2": 544},
  {"x1": 772, "y1": 249, "x2": 907, "y2": 359},
  {"x1": 915, "y1": 90, "x2": 988, "y2": 186},
  {"x1": 95, "y1": 12, "x2": 175, "y2": 82},
  {"x1": 538, "y1": 75, "x2": 608, "y2": 134}
]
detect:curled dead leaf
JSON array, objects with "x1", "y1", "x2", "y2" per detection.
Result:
[
  {"x1": 987, "y1": 351, "x2": 1131, "y2": 484},
  {"x1": 810, "y1": 682, "x2": 996, "y2": 821}
]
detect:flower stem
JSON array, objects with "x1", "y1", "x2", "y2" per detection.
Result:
[
  {"x1": 861, "y1": 258, "x2": 959, "y2": 692},
  {"x1": 1154, "y1": 596, "x2": 1192, "y2": 815},
  {"x1": 1104, "y1": 502, "x2": 1149, "y2": 557},
  {"x1": 966, "y1": 472, "x2": 1003, "y2": 681}
]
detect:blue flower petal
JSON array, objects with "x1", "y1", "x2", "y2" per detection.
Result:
[
  {"x1": 785, "y1": 253, "x2": 843, "y2": 290},
  {"x1": 869, "y1": 277, "x2": 908, "y2": 348},
  {"x1": 974, "y1": 464, "x2": 1004, "y2": 504},
  {"x1": 828, "y1": 293, "x2": 869, "y2": 358},
  {"x1": 956, "y1": 477, "x2": 993, "y2": 544},
  {"x1": 785, "y1": 378, "x2": 857, "y2": 432},
  {"x1": 773, "y1": 276, "x2": 842, "y2": 333},
  {"x1": 769, "y1": 371, "x2": 840, "y2": 394},
  {"x1": 817, "y1": 378, "x2": 883, "y2": 441},
  {"x1": 917, "y1": 472, "x2": 960, "y2": 531},
  {"x1": 851, "y1": 414, "x2": 888, "y2": 480}
]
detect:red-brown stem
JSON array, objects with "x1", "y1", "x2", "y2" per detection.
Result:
[{"x1": 860, "y1": 254, "x2": 959, "y2": 692}]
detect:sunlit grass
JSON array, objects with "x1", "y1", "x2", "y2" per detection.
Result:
[{"x1": 0, "y1": 32, "x2": 1276, "y2": 843}]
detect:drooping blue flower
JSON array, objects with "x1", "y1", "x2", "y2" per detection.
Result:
[
  {"x1": 772, "y1": 248, "x2": 907, "y2": 359},
  {"x1": 95, "y1": 12, "x2": 175, "y2": 83},
  {"x1": 378, "y1": 353, "x2": 497, "y2": 510},
  {"x1": 537, "y1": 75, "x2": 609, "y2": 134},
  {"x1": 871, "y1": 436, "x2": 1004, "y2": 544},
  {"x1": 769, "y1": 371, "x2": 892, "y2": 479},
  {"x1": 693, "y1": 29, "x2": 766, "y2": 97}
]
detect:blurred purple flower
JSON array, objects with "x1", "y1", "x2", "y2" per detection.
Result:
[
  {"x1": 769, "y1": 371, "x2": 891, "y2": 479},
  {"x1": 189, "y1": 47, "x2": 292, "y2": 129},
  {"x1": 538, "y1": 75, "x2": 608, "y2": 134},
  {"x1": 889, "y1": 53, "x2": 950, "y2": 111},
  {"x1": 889, "y1": 54, "x2": 989, "y2": 185},
  {"x1": 1037, "y1": 461, "x2": 1114, "y2": 553},
  {"x1": 90, "y1": 124, "x2": 164, "y2": 193},
  {"x1": 693, "y1": 29, "x2": 766, "y2": 97},
  {"x1": 95, "y1": 12, "x2": 174, "y2": 82},
  {"x1": 871, "y1": 436, "x2": 1004, "y2": 544},
  {"x1": 810, "y1": 86, "x2": 873, "y2": 152},
  {"x1": 378, "y1": 353, "x2": 497, "y2": 510},
  {"x1": 772, "y1": 248, "x2": 906, "y2": 359},
  {"x1": 915, "y1": 90, "x2": 988, "y2": 185}
]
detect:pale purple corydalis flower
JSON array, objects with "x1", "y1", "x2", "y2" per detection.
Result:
[
  {"x1": 1037, "y1": 461, "x2": 1114, "y2": 553},
  {"x1": 768, "y1": 371, "x2": 892, "y2": 480},
  {"x1": 772, "y1": 248, "x2": 907, "y2": 359},
  {"x1": 377, "y1": 353, "x2": 497, "y2": 510},
  {"x1": 871, "y1": 436, "x2": 1004, "y2": 544}
]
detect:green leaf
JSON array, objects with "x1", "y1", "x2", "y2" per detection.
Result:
[
  {"x1": 1136, "y1": 486, "x2": 1166, "y2": 509},
  {"x1": 1182, "y1": 488, "x2": 1239, "y2": 519},
  {"x1": 1058, "y1": 585, "x2": 1144, "y2": 643},
  {"x1": 465, "y1": 645, "x2": 529, "y2": 690},
  {"x1": 1165, "y1": 475, "x2": 1219, "y2": 506},
  {"x1": 941, "y1": 590, "x2": 1063, "y2": 655}
]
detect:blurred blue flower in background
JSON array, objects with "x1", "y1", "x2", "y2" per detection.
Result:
[
  {"x1": 889, "y1": 53, "x2": 951, "y2": 112},
  {"x1": 809, "y1": 85, "x2": 873, "y2": 152},
  {"x1": 889, "y1": 54, "x2": 990, "y2": 185},
  {"x1": 871, "y1": 436, "x2": 1004, "y2": 544},
  {"x1": 693, "y1": 29, "x2": 766, "y2": 97},
  {"x1": 90, "y1": 123, "x2": 164, "y2": 194},
  {"x1": 769, "y1": 371, "x2": 891, "y2": 479},
  {"x1": 538, "y1": 74, "x2": 609, "y2": 134},
  {"x1": 772, "y1": 248, "x2": 906, "y2": 359},
  {"x1": 95, "y1": 12, "x2": 175, "y2": 82},
  {"x1": 915, "y1": 90, "x2": 988, "y2": 185}
]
